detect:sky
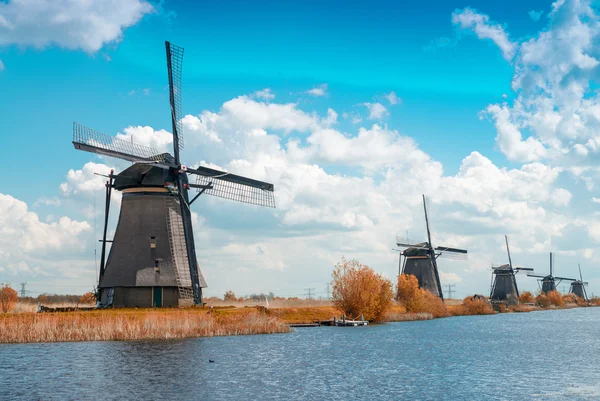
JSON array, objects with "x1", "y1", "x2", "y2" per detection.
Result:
[{"x1": 1, "y1": 0, "x2": 600, "y2": 299}]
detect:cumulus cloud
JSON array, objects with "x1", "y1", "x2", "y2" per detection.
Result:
[
  {"x1": 0, "y1": 193, "x2": 90, "y2": 257},
  {"x1": 362, "y1": 102, "x2": 388, "y2": 119},
  {"x1": 455, "y1": 0, "x2": 600, "y2": 170},
  {"x1": 253, "y1": 88, "x2": 275, "y2": 100},
  {"x1": 529, "y1": 10, "x2": 543, "y2": 22},
  {"x1": 305, "y1": 84, "x2": 328, "y2": 97},
  {"x1": 0, "y1": 0, "x2": 154, "y2": 53},
  {"x1": 385, "y1": 91, "x2": 400, "y2": 105},
  {"x1": 115, "y1": 126, "x2": 173, "y2": 153},
  {"x1": 452, "y1": 7, "x2": 516, "y2": 61}
]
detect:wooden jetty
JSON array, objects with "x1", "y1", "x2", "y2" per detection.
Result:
[{"x1": 289, "y1": 315, "x2": 369, "y2": 328}]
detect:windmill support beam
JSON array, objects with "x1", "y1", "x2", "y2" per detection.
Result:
[
  {"x1": 98, "y1": 174, "x2": 114, "y2": 283},
  {"x1": 188, "y1": 183, "x2": 213, "y2": 206}
]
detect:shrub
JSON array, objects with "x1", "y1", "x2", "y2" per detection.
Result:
[
  {"x1": 546, "y1": 290, "x2": 564, "y2": 307},
  {"x1": 536, "y1": 293, "x2": 550, "y2": 308},
  {"x1": 332, "y1": 257, "x2": 393, "y2": 322},
  {"x1": 224, "y1": 290, "x2": 237, "y2": 302},
  {"x1": 78, "y1": 292, "x2": 96, "y2": 304},
  {"x1": 518, "y1": 291, "x2": 534, "y2": 304},
  {"x1": 462, "y1": 296, "x2": 494, "y2": 315},
  {"x1": 396, "y1": 275, "x2": 449, "y2": 318},
  {"x1": 0, "y1": 284, "x2": 18, "y2": 313},
  {"x1": 591, "y1": 297, "x2": 600, "y2": 306}
]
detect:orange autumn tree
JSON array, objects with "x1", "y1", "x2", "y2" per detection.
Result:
[
  {"x1": 79, "y1": 292, "x2": 96, "y2": 304},
  {"x1": 224, "y1": 290, "x2": 238, "y2": 302},
  {"x1": 518, "y1": 291, "x2": 534, "y2": 304},
  {"x1": 0, "y1": 284, "x2": 18, "y2": 313},
  {"x1": 331, "y1": 257, "x2": 393, "y2": 322},
  {"x1": 396, "y1": 274, "x2": 449, "y2": 318}
]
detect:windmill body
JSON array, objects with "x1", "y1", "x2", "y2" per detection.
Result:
[
  {"x1": 569, "y1": 264, "x2": 588, "y2": 301},
  {"x1": 397, "y1": 195, "x2": 467, "y2": 300},
  {"x1": 74, "y1": 42, "x2": 275, "y2": 308},
  {"x1": 528, "y1": 253, "x2": 576, "y2": 295},
  {"x1": 489, "y1": 236, "x2": 533, "y2": 306}
]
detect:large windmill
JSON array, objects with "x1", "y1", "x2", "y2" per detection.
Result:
[
  {"x1": 395, "y1": 195, "x2": 468, "y2": 299},
  {"x1": 569, "y1": 264, "x2": 589, "y2": 301},
  {"x1": 73, "y1": 42, "x2": 275, "y2": 308},
  {"x1": 489, "y1": 235, "x2": 533, "y2": 306},
  {"x1": 527, "y1": 253, "x2": 575, "y2": 294}
]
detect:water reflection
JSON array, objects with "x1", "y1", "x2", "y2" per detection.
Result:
[{"x1": 1, "y1": 308, "x2": 599, "y2": 400}]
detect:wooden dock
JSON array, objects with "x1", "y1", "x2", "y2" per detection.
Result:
[{"x1": 289, "y1": 315, "x2": 369, "y2": 328}]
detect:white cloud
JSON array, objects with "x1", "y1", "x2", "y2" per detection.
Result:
[
  {"x1": 458, "y1": 0, "x2": 600, "y2": 169},
  {"x1": 253, "y1": 88, "x2": 275, "y2": 100},
  {"x1": 0, "y1": 193, "x2": 90, "y2": 257},
  {"x1": 452, "y1": 7, "x2": 516, "y2": 61},
  {"x1": 592, "y1": 197, "x2": 600, "y2": 204},
  {"x1": 529, "y1": 10, "x2": 543, "y2": 22},
  {"x1": 0, "y1": 0, "x2": 154, "y2": 53},
  {"x1": 385, "y1": 91, "x2": 399, "y2": 105},
  {"x1": 362, "y1": 102, "x2": 388, "y2": 120},
  {"x1": 0, "y1": 59, "x2": 4, "y2": 71},
  {"x1": 116, "y1": 126, "x2": 173, "y2": 153},
  {"x1": 34, "y1": 197, "x2": 61, "y2": 207},
  {"x1": 60, "y1": 162, "x2": 115, "y2": 198},
  {"x1": 305, "y1": 84, "x2": 328, "y2": 97}
]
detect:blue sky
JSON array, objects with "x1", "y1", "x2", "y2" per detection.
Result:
[{"x1": 1, "y1": 0, "x2": 600, "y2": 298}]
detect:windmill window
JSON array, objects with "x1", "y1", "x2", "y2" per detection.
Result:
[
  {"x1": 154, "y1": 260, "x2": 160, "y2": 272},
  {"x1": 150, "y1": 237, "x2": 157, "y2": 249}
]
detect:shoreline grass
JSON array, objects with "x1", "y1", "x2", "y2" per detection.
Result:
[{"x1": 0, "y1": 308, "x2": 289, "y2": 344}]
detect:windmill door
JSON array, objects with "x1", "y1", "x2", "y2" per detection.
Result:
[{"x1": 153, "y1": 287, "x2": 163, "y2": 307}]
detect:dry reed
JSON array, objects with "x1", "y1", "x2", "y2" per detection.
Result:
[{"x1": 0, "y1": 309, "x2": 289, "y2": 344}]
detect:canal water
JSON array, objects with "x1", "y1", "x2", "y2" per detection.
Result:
[{"x1": 1, "y1": 307, "x2": 600, "y2": 400}]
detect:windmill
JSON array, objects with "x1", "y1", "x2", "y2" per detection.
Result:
[
  {"x1": 73, "y1": 42, "x2": 275, "y2": 308},
  {"x1": 489, "y1": 235, "x2": 533, "y2": 306},
  {"x1": 527, "y1": 253, "x2": 576, "y2": 294},
  {"x1": 569, "y1": 263, "x2": 589, "y2": 301},
  {"x1": 395, "y1": 195, "x2": 468, "y2": 299}
]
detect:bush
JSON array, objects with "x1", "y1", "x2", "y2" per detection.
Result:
[
  {"x1": 396, "y1": 275, "x2": 449, "y2": 318},
  {"x1": 546, "y1": 290, "x2": 564, "y2": 307},
  {"x1": 224, "y1": 290, "x2": 237, "y2": 302},
  {"x1": 0, "y1": 284, "x2": 18, "y2": 313},
  {"x1": 332, "y1": 257, "x2": 393, "y2": 322},
  {"x1": 78, "y1": 292, "x2": 96, "y2": 304},
  {"x1": 591, "y1": 297, "x2": 600, "y2": 306},
  {"x1": 536, "y1": 293, "x2": 550, "y2": 308},
  {"x1": 462, "y1": 296, "x2": 494, "y2": 315},
  {"x1": 518, "y1": 291, "x2": 534, "y2": 304}
]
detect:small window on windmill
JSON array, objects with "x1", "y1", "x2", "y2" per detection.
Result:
[
  {"x1": 154, "y1": 260, "x2": 160, "y2": 273},
  {"x1": 150, "y1": 237, "x2": 157, "y2": 249}
]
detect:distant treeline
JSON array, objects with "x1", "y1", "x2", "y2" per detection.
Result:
[{"x1": 20, "y1": 293, "x2": 94, "y2": 304}]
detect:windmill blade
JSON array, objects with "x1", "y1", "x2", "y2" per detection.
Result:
[
  {"x1": 166, "y1": 41, "x2": 184, "y2": 158},
  {"x1": 527, "y1": 274, "x2": 546, "y2": 278},
  {"x1": 395, "y1": 237, "x2": 428, "y2": 249},
  {"x1": 189, "y1": 166, "x2": 275, "y2": 208},
  {"x1": 437, "y1": 252, "x2": 468, "y2": 260},
  {"x1": 72, "y1": 122, "x2": 163, "y2": 162},
  {"x1": 554, "y1": 276, "x2": 576, "y2": 281},
  {"x1": 435, "y1": 246, "x2": 467, "y2": 254},
  {"x1": 515, "y1": 267, "x2": 534, "y2": 272},
  {"x1": 579, "y1": 263, "x2": 584, "y2": 282}
]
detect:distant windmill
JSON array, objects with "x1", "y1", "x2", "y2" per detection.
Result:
[
  {"x1": 528, "y1": 253, "x2": 576, "y2": 294},
  {"x1": 569, "y1": 263, "x2": 589, "y2": 301},
  {"x1": 489, "y1": 235, "x2": 533, "y2": 306},
  {"x1": 395, "y1": 195, "x2": 468, "y2": 299},
  {"x1": 73, "y1": 42, "x2": 275, "y2": 308}
]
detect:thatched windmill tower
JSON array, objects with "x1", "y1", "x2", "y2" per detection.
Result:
[
  {"x1": 396, "y1": 195, "x2": 468, "y2": 299},
  {"x1": 569, "y1": 264, "x2": 588, "y2": 301},
  {"x1": 489, "y1": 236, "x2": 533, "y2": 306},
  {"x1": 528, "y1": 253, "x2": 576, "y2": 294},
  {"x1": 72, "y1": 42, "x2": 275, "y2": 308}
]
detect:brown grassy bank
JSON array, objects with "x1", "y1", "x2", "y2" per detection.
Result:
[{"x1": 0, "y1": 308, "x2": 289, "y2": 344}]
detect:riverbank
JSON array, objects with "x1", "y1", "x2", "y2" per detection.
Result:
[
  {"x1": 0, "y1": 308, "x2": 290, "y2": 343},
  {"x1": 1, "y1": 300, "x2": 597, "y2": 344}
]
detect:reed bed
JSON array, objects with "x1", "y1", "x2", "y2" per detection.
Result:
[
  {"x1": 0, "y1": 309, "x2": 289, "y2": 344},
  {"x1": 383, "y1": 311, "x2": 434, "y2": 322}
]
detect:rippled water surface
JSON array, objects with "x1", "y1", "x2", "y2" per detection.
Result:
[{"x1": 2, "y1": 308, "x2": 600, "y2": 400}]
